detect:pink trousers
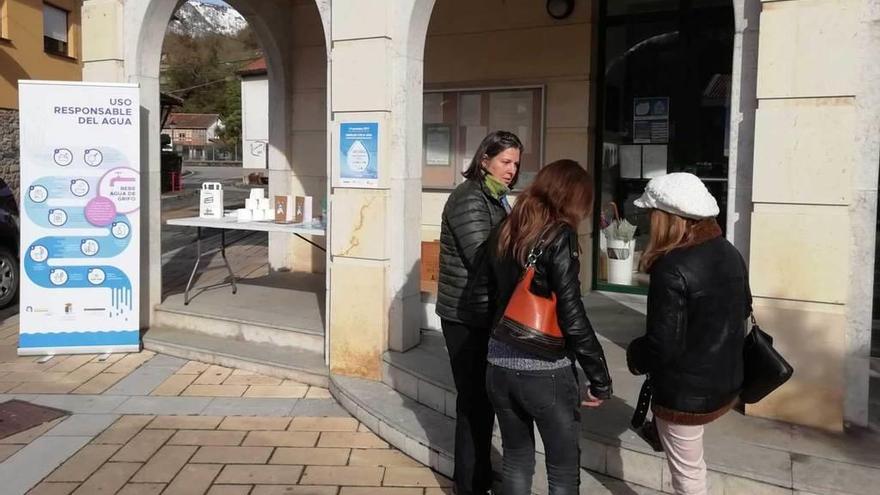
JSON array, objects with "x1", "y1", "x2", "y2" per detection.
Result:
[{"x1": 655, "y1": 417, "x2": 707, "y2": 495}]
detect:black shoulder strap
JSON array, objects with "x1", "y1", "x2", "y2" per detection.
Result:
[{"x1": 526, "y1": 222, "x2": 566, "y2": 267}]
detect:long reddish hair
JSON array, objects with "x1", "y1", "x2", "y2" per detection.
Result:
[
  {"x1": 640, "y1": 209, "x2": 721, "y2": 271},
  {"x1": 496, "y1": 160, "x2": 593, "y2": 265}
]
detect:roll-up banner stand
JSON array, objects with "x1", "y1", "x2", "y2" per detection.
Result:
[{"x1": 18, "y1": 81, "x2": 141, "y2": 355}]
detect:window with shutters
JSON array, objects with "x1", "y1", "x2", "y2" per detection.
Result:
[{"x1": 43, "y1": 3, "x2": 69, "y2": 56}]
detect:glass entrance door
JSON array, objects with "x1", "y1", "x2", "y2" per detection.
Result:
[{"x1": 593, "y1": 0, "x2": 735, "y2": 293}]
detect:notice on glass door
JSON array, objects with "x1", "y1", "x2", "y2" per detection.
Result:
[
  {"x1": 633, "y1": 97, "x2": 669, "y2": 144},
  {"x1": 18, "y1": 81, "x2": 141, "y2": 356}
]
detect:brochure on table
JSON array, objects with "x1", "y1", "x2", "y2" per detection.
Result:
[{"x1": 18, "y1": 81, "x2": 141, "y2": 355}]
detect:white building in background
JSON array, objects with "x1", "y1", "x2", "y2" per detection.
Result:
[
  {"x1": 161, "y1": 112, "x2": 222, "y2": 161},
  {"x1": 238, "y1": 58, "x2": 268, "y2": 169}
]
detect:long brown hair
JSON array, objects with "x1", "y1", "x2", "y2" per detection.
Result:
[
  {"x1": 640, "y1": 209, "x2": 721, "y2": 271},
  {"x1": 496, "y1": 160, "x2": 593, "y2": 265}
]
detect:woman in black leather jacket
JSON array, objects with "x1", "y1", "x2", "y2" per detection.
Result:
[
  {"x1": 436, "y1": 130, "x2": 523, "y2": 495},
  {"x1": 627, "y1": 173, "x2": 750, "y2": 495},
  {"x1": 487, "y1": 160, "x2": 612, "y2": 495}
]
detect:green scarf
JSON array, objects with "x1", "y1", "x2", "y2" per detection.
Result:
[{"x1": 483, "y1": 174, "x2": 509, "y2": 200}]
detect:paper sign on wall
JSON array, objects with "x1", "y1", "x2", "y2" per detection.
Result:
[
  {"x1": 339, "y1": 122, "x2": 379, "y2": 187},
  {"x1": 18, "y1": 81, "x2": 141, "y2": 355}
]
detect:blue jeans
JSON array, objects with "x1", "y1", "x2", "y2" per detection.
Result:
[{"x1": 486, "y1": 364, "x2": 581, "y2": 495}]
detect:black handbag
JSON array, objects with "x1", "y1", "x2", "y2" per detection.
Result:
[{"x1": 741, "y1": 315, "x2": 793, "y2": 404}]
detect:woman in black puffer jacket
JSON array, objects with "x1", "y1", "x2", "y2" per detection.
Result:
[
  {"x1": 436, "y1": 130, "x2": 522, "y2": 495},
  {"x1": 627, "y1": 173, "x2": 751, "y2": 495}
]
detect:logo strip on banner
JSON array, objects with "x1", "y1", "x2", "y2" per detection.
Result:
[{"x1": 18, "y1": 81, "x2": 141, "y2": 356}]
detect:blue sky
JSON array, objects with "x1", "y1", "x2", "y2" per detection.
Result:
[{"x1": 199, "y1": 0, "x2": 229, "y2": 5}]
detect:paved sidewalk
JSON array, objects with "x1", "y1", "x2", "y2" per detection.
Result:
[{"x1": 0, "y1": 312, "x2": 453, "y2": 495}]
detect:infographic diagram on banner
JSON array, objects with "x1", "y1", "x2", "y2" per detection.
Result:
[
  {"x1": 18, "y1": 81, "x2": 140, "y2": 355},
  {"x1": 339, "y1": 122, "x2": 379, "y2": 187}
]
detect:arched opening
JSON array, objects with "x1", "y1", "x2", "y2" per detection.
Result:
[
  {"x1": 416, "y1": 0, "x2": 597, "y2": 328},
  {"x1": 130, "y1": 0, "x2": 330, "y2": 379}
]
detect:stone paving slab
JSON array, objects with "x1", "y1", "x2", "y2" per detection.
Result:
[
  {"x1": 147, "y1": 415, "x2": 224, "y2": 430},
  {"x1": 0, "y1": 435, "x2": 91, "y2": 495},
  {"x1": 45, "y1": 414, "x2": 120, "y2": 437},
  {"x1": 140, "y1": 354, "x2": 188, "y2": 369},
  {"x1": 105, "y1": 365, "x2": 179, "y2": 396},
  {"x1": 114, "y1": 396, "x2": 213, "y2": 415},
  {"x1": 163, "y1": 463, "x2": 223, "y2": 494},
  {"x1": 201, "y1": 397, "x2": 298, "y2": 416},
  {"x1": 16, "y1": 394, "x2": 130, "y2": 414},
  {"x1": 130, "y1": 445, "x2": 197, "y2": 483},
  {"x1": 268, "y1": 447, "x2": 350, "y2": 466},
  {"x1": 290, "y1": 398, "x2": 349, "y2": 417},
  {"x1": 46, "y1": 444, "x2": 122, "y2": 482}
]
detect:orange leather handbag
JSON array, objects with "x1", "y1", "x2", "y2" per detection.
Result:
[{"x1": 492, "y1": 229, "x2": 566, "y2": 359}]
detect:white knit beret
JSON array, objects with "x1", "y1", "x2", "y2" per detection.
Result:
[{"x1": 633, "y1": 173, "x2": 719, "y2": 219}]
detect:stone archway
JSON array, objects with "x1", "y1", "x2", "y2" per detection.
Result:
[{"x1": 103, "y1": 0, "x2": 330, "y2": 329}]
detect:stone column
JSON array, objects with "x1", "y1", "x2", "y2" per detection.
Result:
[
  {"x1": 845, "y1": 0, "x2": 880, "y2": 429},
  {"x1": 81, "y1": 0, "x2": 125, "y2": 83},
  {"x1": 81, "y1": 0, "x2": 165, "y2": 329},
  {"x1": 746, "y1": 0, "x2": 869, "y2": 431},
  {"x1": 725, "y1": 0, "x2": 760, "y2": 259},
  {"x1": 328, "y1": 0, "x2": 424, "y2": 379}
]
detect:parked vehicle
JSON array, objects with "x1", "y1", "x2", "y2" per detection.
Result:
[{"x1": 0, "y1": 178, "x2": 19, "y2": 308}]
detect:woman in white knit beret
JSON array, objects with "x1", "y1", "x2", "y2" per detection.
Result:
[{"x1": 626, "y1": 173, "x2": 752, "y2": 495}]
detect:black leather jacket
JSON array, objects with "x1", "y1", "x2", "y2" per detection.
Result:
[
  {"x1": 436, "y1": 179, "x2": 508, "y2": 327},
  {"x1": 489, "y1": 224, "x2": 613, "y2": 399},
  {"x1": 627, "y1": 235, "x2": 751, "y2": 414}
]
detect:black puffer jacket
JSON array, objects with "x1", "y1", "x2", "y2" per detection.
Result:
[
  {"x1": 490, "y1": 224, "x2": 613, "y2": 399},
  {"x1": 436, "y1": 179, "x2": 508, "y2": 327},
  {"x1": 627, "y1": 221, "x2": 750, "y2": 418}
]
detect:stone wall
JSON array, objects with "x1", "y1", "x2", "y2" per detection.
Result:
[
  {"x1": 0, "y1": 109, "x2": 20, "y2": 204},
  {"x1": 745, "y1": 0, "x2": 863, "y2": 431}
]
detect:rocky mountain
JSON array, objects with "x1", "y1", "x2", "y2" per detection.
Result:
[{"x1": 170, "y1": 0, "x2": 247, "y2": 37}]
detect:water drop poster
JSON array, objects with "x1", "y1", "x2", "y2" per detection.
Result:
[
  {"x1": 18, "y1": 81, "x2": 141, "y2": 355},
  {"x1": 339, "y1": 122, "x2": 379, "y2": 187}
]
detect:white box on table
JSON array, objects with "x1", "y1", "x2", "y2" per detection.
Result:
[
  {"x1": 199, "y1": 183, "x2": 224, "y2": 219},
  {"x1": 236, "y1": 208, "x2": 253, "y2": 222}
]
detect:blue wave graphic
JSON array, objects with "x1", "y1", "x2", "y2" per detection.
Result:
[
  {"x1": 23, "y1": 174, "x2": 134, "y2": 312},
  {"x1": 24, "y1": 261, "x2": 133, "y2": 312},
  {"x1": 19, "y1": 330, "x2": 139, "y2": 348},
  {"x1": 30, "y1": 227, "x2": 131, "y2": 259}
]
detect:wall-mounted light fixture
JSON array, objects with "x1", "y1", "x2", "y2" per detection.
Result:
[{"x1": 546, "y1": 0, "x2": 575, "y2": 20}]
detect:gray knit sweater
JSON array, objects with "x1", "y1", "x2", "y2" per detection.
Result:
[{"x1": 487, "y1": 337, "x2": 572, "y2": 370}]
